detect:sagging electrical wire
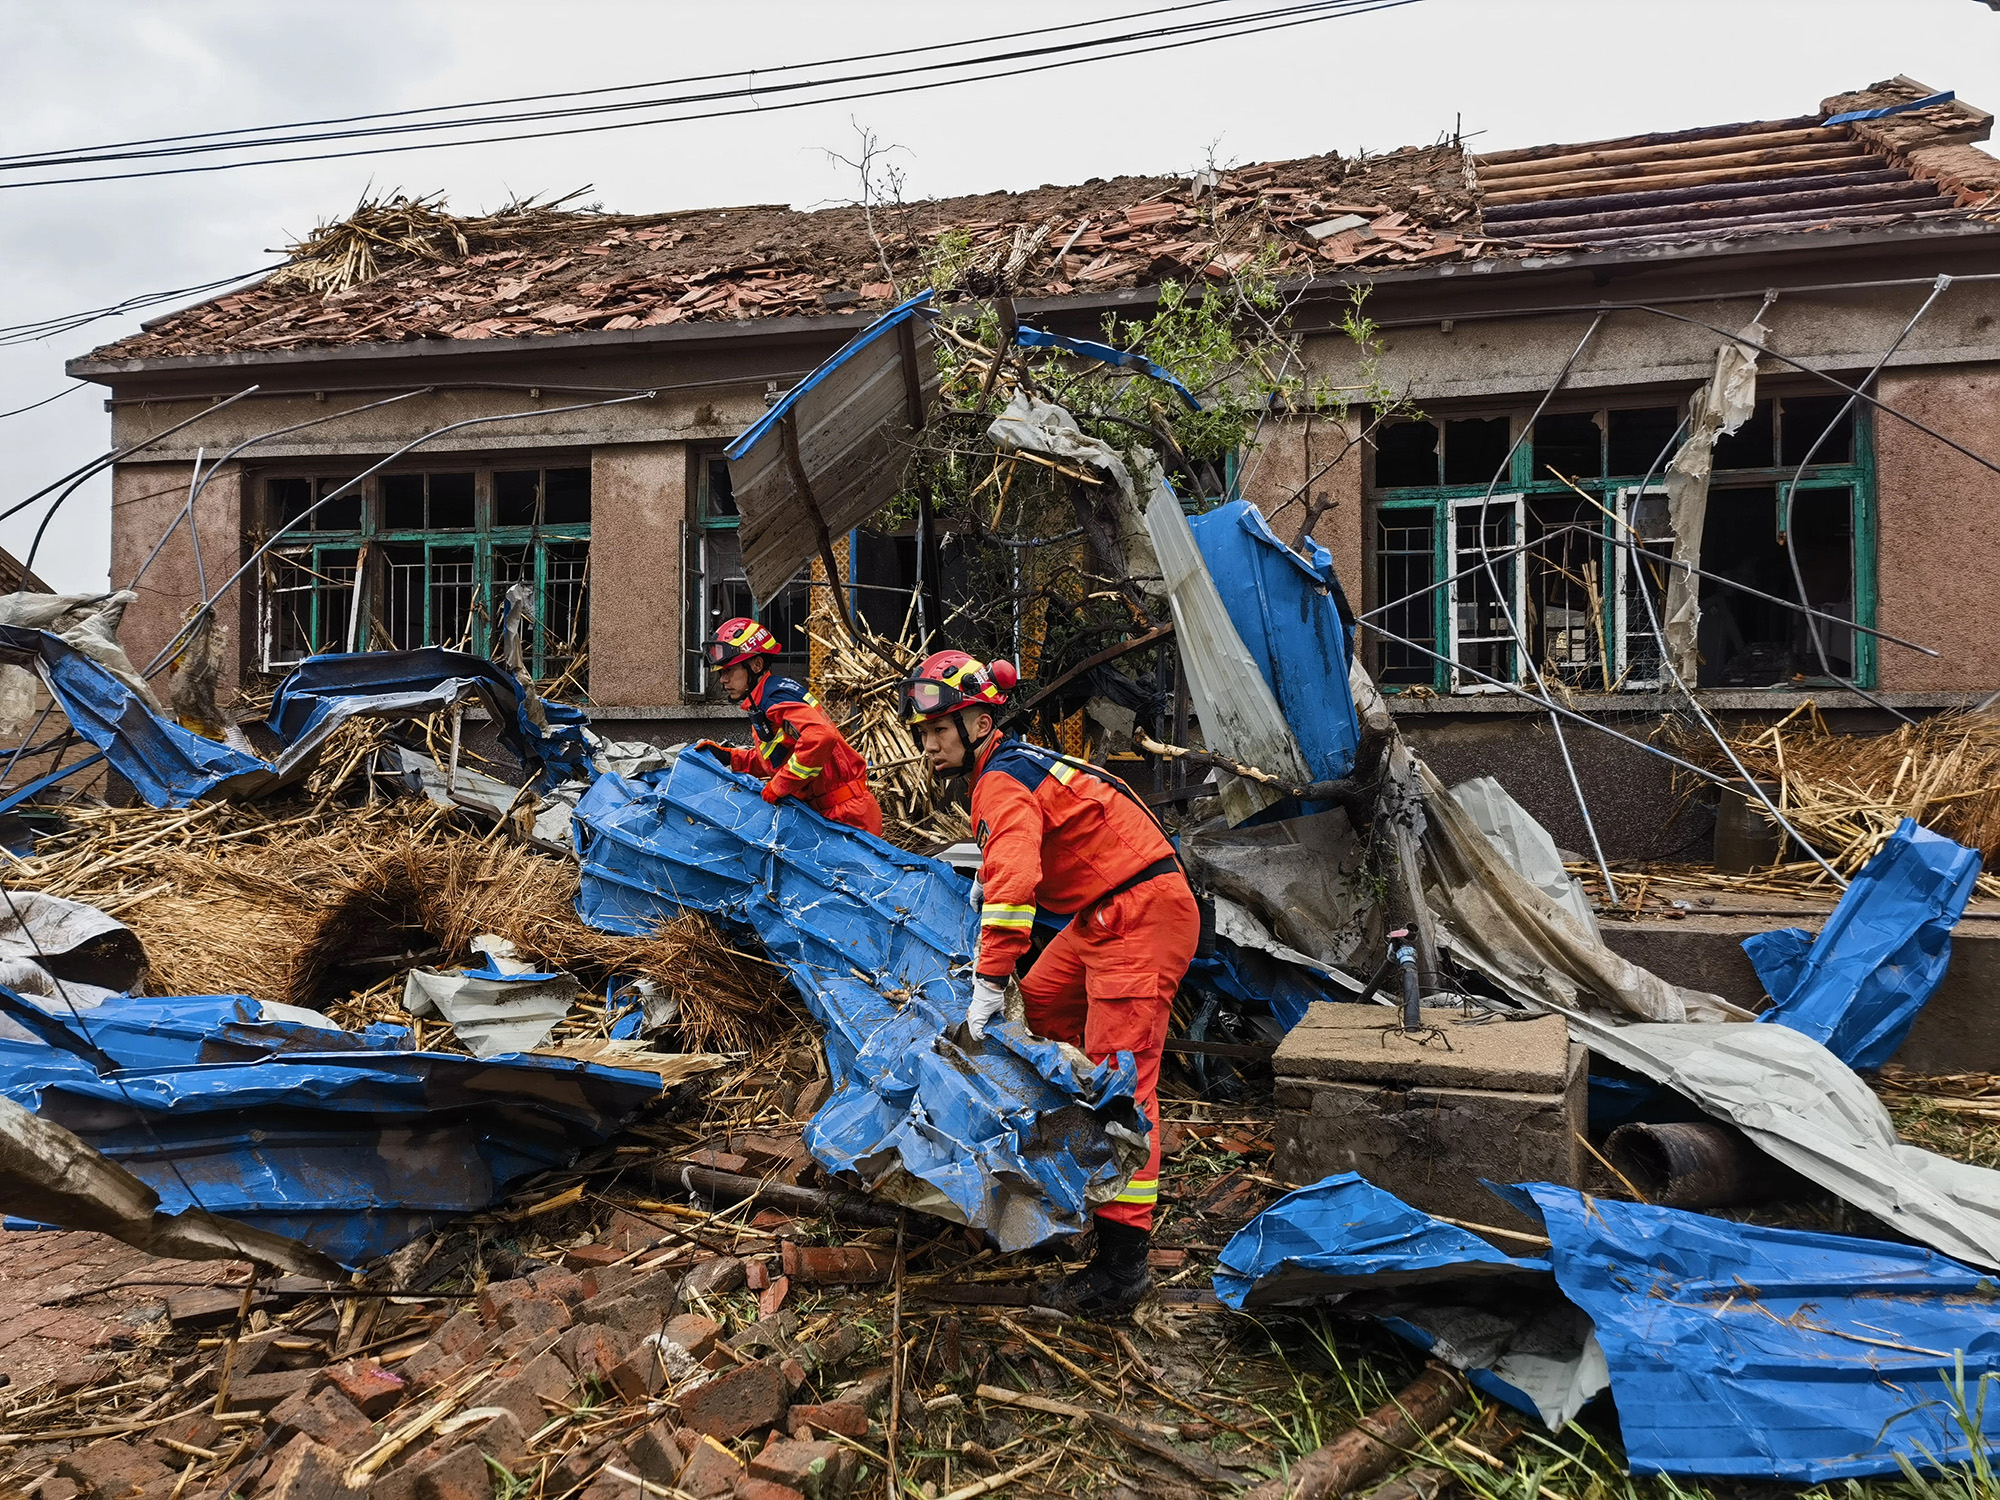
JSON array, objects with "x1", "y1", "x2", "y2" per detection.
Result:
[
  {"x1": 0, "y1": 268, "x2": 277, "y2": 347},
  {"x1": 0, "y1": 0, "x2": 1424, "y2": 189}
]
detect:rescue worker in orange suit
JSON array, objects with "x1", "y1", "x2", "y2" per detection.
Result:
[
  {"x1": 695, "y1": 617, "x2": 884, "y2": 837},
  {"x1": 899, "y1": 649, "x2": 1198, "y2": 1317}
]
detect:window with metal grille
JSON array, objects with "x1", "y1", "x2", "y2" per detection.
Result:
[
  {"x1": 1366, "y1": 396, "x2": 1875, "y2": 693},
  {"x1": 257, "y1": 466, "x2": 591, "y2": 692},
  {"x1": 682, "y1": 453, "x2": 809, "y2": 699}
]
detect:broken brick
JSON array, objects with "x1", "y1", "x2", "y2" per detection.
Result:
[
  {"x1": 676, "y1": 1361, "x2": 789, "y2": 1441},
  {"x1": 219, "y1": 1367, "x2": 317, "y2": 1411},
  {"x1": 623, "y1": 1422, "x2": 685, "y2": 1485},
  {"x1": 147, "y1": 1413, "x2": 226, "y2": 1457},
  {"x1": 779, "y1": 1358, "x2": 807, "y2": 1393},
  {"x1": 166, "y1": 1287, "x2": 275, "y2": 1329},
  {"x1": 58, "y1": 1439, "x2": 173, "y2": 1499},
  {"x1": 548, "y1": 1439, "x2": 621, "y2": 1496},
  {"x1": 778, "y1": 1244, "x2": 893, "y2": 1286},
  {"x1": 557, "y1": 1322, "x2": 636, "y2": 1383},
  {"x1": 53, "y1": 1357, "x2": 118, "y2": 1395},
  {"x1": 732, "y1": 1481, "x2": 806, "y2": 1500},
  {"x1": 319, "y1": 1358, "x2": 406, "y2": 1419},
  {"x1": 262, "y1": 1435, "x2": 359, "y2": 1500},
  {"x1": 688, "y1": 1149, "x2": 748, "y2": 1174},
  {"x1": 454, "y1": 1409, "x2": 529, "y2": 1470},
  {"x1": 748, "y1": 1439, "x2": 846, "y2": 1500},
  {"x1": 435, "y1": 1310, "x2": 489, "y2": 1357},
  {"x1": 413, "y1": 1445, "x2": 492, "y2": 1500},
  {"x1": 676, "y1": 1434, "x2": 746, "y2": 1499},
  {"x1": 496, "y1": 1295, "x2": 570, "y2": 1336},
  {"x1": 786, "y1": 1403, "x2": 868, "y2": 1440},
  {"x1": 563, "y1": 1243, "x2": 626, "y2": 1271},
  {"x1": 483, "y1": 1351, "x2": 574, "y2": 1433},
  {"x1": 603, "y1": 1210, "x2": 666, "y2": 1253},
  {"x1": 744, "y1": 1261, "x2": 770, "y2": 1292},
  {"x1": 39, "y1": 1481, "x2": 78, "y2": 1500},
  {"x1": 474, "y1": 1278, "x2": 536, "y2": 1327},
  {"x1": 798, "y1": 1326, "x2": 861, "y2": 1373},
  {"x1": 395, "y1": 1343, "x2": 465, "y2": 1393},
  {"x1": 759, "y1": 1277, "x2": 789, "y2": 1317},
  {"x1": 607, "y1": 1346, "x2": 665, "y2": 1402},
  {"x1": 270, "y1": 1386, "x2": 376, "y2": 1455},
  {"x1": 526, "y1": 1268, "x2": 588, "y2": 1308},
  {"x1": 587, "y1": 1294, "x2": 673, "y2": 1337},
  {"x1": 683, "y1": 1257, "x2": 746, "y2": 1297},
  {"x1": 661, "y1": 1313, "x2": 722, "y2": 1360}
]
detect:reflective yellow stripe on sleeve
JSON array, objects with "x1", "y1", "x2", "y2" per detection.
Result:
[
  {"x1": 784, "y1": 755, "x2": 822, "y2": 780},
  {"x1": 980, "y1": 902, "x2": 1035, "y2": 930}
]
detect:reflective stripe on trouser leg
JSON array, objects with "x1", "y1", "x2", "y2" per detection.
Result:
[{"x1": 1019, "y1": 875, "x2": 1200, "y2": 1236}]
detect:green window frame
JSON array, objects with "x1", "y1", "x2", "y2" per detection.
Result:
[
  {"x1": 259, "y1": 466, "x2": 591, "y2": 693},
  {"x1": 1367, "y1": 396, "x2": 1876, "y2": 694}
]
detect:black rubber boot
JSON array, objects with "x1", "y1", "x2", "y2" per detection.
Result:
[{"x1": 1036, "y1": 1219, "x2": 1154, "y2": 1318}]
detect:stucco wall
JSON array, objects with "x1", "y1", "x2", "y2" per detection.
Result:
[
  {"x1": 110, "y1": 459, "x2": 246, "y2": 699},
  {"x1": 588, "y1": 442, "x2": 687, "y2": 707},
  {"x1": 1873, "y1": 368, "x2": 2000, "y2": 692},
  {"x1": 1238, "y1": 412, "x2": 1365, "y2": 597}
]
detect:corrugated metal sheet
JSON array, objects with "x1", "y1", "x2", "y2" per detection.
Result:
[
  {"x1": 726, "y1": 292, "x2": 939, "y2": 602},
  {"x1": 1476, "y1": 116, "x2": 1961, "y2": 246}
]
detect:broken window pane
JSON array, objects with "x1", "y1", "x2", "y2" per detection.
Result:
[
  {"x1": 381, "y1": 474, "x2": 426, "y2": 531},
  {"x1": 495, "y1": 471, "x2": 540, "y2": 527},
  {"x1": 1450, "y1": 497, "x2": 1521, "y2": 687},
  {"x1": 1443, "y1": 417, "x2": 1513, "y2": 487},
  {"x1": 1713, "y1": 400, "x2": 1775, "y2": 471},
  {"x1": 704, "y1": 456, "x2": 740, "y2": 518},
  {"x1": 1373, "y1": 420, "x2": 1438, "y2": 488},
  {"x1": 264, "y1": 545, "x2": 356, "y2": 667},
  {"x1": 543, "y1": 468, "x2": 591, "y2": 526},
  {"x1": 1778, "y1": 395, "x2": 1854, "y2": 467},
  {"x1": 1375, "y1": 511, "x2": 1436, "y2": 685},
  {"x1": 428, "y1": 473, "x2": 476, "y2": 530},
  {"x1": 1696, "y1": 484, "x2": 1854, "y2": 686},
  {"x1": 1607, "y1": 407, "x2": 1682, "y2": 478},
  {"x1": 1527, "y1": 492, "x2": 1606, "y2": 688},
  {"x1": 313, "y1": 478, "x2": 362, "y2": 532},
  {"x1": 1532, "y1": 412, "x2": 1600, "y2": 487}
]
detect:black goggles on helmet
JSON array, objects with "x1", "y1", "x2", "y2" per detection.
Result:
[
  {"x1": 703, "y1": 639, "x2": 751, "y2": 665},
  {"x1": 900, "y1": 677, "x2": 978, "y2": 721}
]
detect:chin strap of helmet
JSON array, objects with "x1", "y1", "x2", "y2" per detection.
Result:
[{"x1": 938, "y1": 709, "x2": 999, "y2": 781}]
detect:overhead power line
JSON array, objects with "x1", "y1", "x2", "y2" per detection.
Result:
[
  {"x1": 0, "y1": 267, "x2": 277, "y2": 347},
  {"x1": 0, "y1": 0, "x2": 1423, "y2": 189}
]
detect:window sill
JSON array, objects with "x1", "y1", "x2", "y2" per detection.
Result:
[{"x1": 1385, "y1": 689, "x2": 1983, "y2": 715}]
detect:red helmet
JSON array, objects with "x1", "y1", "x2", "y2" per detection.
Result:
[
  {"x1": 705, "y1": 616, "x2": 781, "y2": 668},
  {"x1": 899, "y1": 649, "x2": 1019, "y2": 725}
]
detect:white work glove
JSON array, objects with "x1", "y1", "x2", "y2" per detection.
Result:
[
  {"x1": 968, "y1": 877, "x2": 983, "y2": 912},
  {"x1": 966, "y1": 975, "x2": 1007, "y2": 1041}
]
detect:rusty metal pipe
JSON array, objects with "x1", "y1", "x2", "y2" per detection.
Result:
[{"x1": 1604, "y1": 1120, "x2": 1792, "y2": 1209}]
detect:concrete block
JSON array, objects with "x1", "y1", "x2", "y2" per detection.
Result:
[
  {"x1": 1274, "y1": 1034, "x2": 1585, "y2": 1239},
  {"x1": 1273, "y1": 1004, "x2": 1572, "y2": 1090}
]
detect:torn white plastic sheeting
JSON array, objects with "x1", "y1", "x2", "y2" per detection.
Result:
[
  {"x1": 403, "y1": 959, "x2": 580, "y2": 1059},
  {"x1": 1568, "y1": 1009, "x2": 2000, "y2": 1271},
  {"x1": 1418, "y1": 760, "x2": 1744, "y2": 1023},
  {"x1": 0, "y1": 591, "x2": 163, "y2": 725},
  {"x1": 0, "y1": 1092, "x2": 340, "y2": 1276},
  {"x1": 1660, "y1": 320, "x2": 1766, "y2": 681},
  {"x1": 1214, "y1": 895, "x2": 1363, "y2": 995},
  {"x1": 1449, "y1": 777, "x2": 1598, "y2": 935},
  {"x1": 0, "y1": 891, "x2": 148, "y2": 1034},
  {"x1": 1147, "y1": 484, "x2": 1313, "y2": 826},
  {"x1": 987, "y1": 392, "x2": 1163, "y2": 597},
  {"x1": 1374, "y1": 1296, "x2": 1608, "y2": 1431}
]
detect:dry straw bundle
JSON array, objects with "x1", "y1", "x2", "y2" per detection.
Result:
[
  {"x1": 8, "y1": 792, "x2": 793, "y2": 1052},
  {"x1": 267, "y1": 189, "x2": 604, "y2": 296},
  {"x1": 812, "y1": 625, "x2": 972, "y2": 849},
  {"x1": 1675, "y1": 703, "x2": 2000, "y2": 896}
]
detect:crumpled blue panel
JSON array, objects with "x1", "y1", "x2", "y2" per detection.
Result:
[
  {"x1": 1188, "y1": 501, "x2": 1359, "y2": 793},
  {"x1": 0, "y1": 626, "x2": 268, "y2": 807},
  {"x1": 267, "y1": 648, "x2": 595, "y2": 787},
  {"x1": 0, "y1": 990, "x2": 662, "y2": 1266},
  {"x1": 1748, "y1": 817, "x2": 1982, "y2": 1070},
  {"x1": 572, "y1": 753, "x2": 1145, "y2": 1250},
  {"x1": 1494, "y1": 1181, "x2": 2000, "y2": 1481},
  {"x1": 1214, "y1": 1172, "x2": 1547, "y2": 1308}
]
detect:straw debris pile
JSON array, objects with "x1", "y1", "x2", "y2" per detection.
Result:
[
  {"x1": 1674, "y1": 703, "x2": 2000, "y2": 896},
  {"x1": 6, "y1": 792, "x2": 792, "y2": 1052},
  {"x1": 813, "y1": 626, "x2": 972, "y2": 849}
]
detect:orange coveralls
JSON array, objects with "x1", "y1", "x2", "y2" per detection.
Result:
[
  {"x1": 969, "y1": 735, "x2": 1199, "y2": 1231},
  {"x1": 729, "y1": 673, "x2": 884, "y2": 836}
]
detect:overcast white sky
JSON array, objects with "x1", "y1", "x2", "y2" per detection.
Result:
[{"x1": 1, "y1": 0, "x2": 1994, "y2": 592}]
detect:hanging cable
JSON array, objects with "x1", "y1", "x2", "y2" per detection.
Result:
[{"x1": 1465, "y1": 314, "x2": 1622, "y2": 902}]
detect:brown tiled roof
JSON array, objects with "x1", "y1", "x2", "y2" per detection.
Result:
[{"x1": 81, "y1": 79, "x2": 1999, "y2": 368}]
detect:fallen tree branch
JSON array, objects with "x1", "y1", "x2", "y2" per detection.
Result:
[
  {"x1": 1243, "y1": 1365, "x2": 1468, "y2": 1500},
  {"x1": 666, "y1": 1163, "x2": 910, "y2": 1230}
]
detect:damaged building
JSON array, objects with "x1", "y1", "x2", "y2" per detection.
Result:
[{"x1": 68, "y1": 78, "x2": 2000, "y2": 833}]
